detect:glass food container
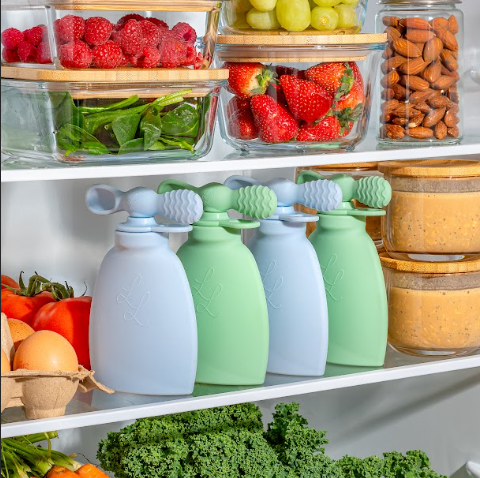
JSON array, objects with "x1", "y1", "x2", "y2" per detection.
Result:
[
  {"x1": 381, "y1": 253, "x2": 480, "y2": 357},
  {"x1": 1, "y1": 66, "x2": 227, "y2": 165},
  {"x1": 379, "y1": 159, "x2": 480, "y2": 261},
  {"x1": 1, "y1": 0, "x2": 224, "y2": 69},
  {"x1": 221, "y1": 0, "x2": 367, "y2": 36},
  {"x1": 375, "y1": 0, "x2": 464, "y2": 145},
  {"x1": 215, "y1": 34, "x2": 386, "y2": 153},
  {"x1": 295, "y1": 162, "x2": 384, "y2": 247}
]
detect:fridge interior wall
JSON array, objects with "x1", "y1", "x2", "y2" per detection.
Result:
[{"x1": 1, "y1": 0, "x2": 479, "y2": 475}]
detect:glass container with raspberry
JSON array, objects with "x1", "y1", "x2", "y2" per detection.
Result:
[
  {"x1": 215, "y1": 34, "x2": 386, "y2": 152},
  {"x1": 1, "y1": 0, "x2": 225, "y2": 69}
]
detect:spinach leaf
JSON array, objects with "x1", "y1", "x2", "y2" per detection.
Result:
[
  {"x1": 52, "y1": 93, "x2": 84, "y2": 129},
  {"x1": 118, "y1": 138, "x2": 144, "y2": 155},
  {"x1": 112, "y1": 114, "x2": 141, "y2": 146},
  {"x1": 161, "y1": 103, "x2": 199, "y2": 138},
  {"x1": 157, "y1": 137, "x2": 195, "y2": 152},
  {"x1": 147, "y1": 141, "x2": 168, "y2": 151},
  {"x1": 56, "y1": 124, "x2": 110, "y2": 156},
  {"x1": 77, "y1": 95, "x2": 140, "y2": 114},
  {"x1": 140, "y1": 107, "x2": 163, "y2": 150}
]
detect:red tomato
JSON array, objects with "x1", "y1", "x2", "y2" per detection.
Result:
[
  {"x1": 32, "y1": 296, "x2": 92, "y2": 370},
  {"x1": 1, "y1": 289, "x2": 55, "y2": 326},
  {"x1": 1, "y1": 275, "x2": 19, "y2": 290}
]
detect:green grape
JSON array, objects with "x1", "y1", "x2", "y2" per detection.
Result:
[
  {"x1": 311, "y1": 6, "x2": 339, "y2": 30},
  {"x1": 334, "y1": 4, "x2": 358, "y2": 28},
  {"x1": 309, "y1": 0, "x2": 317, "y2": 8},
  {"x1": 313, "y1": 0, "x2": 341, "y2": 6},
  {"x1": 341, "y1": 0, "x2": 359, "y2": 5},
  {"x1": 233, "y1": 12, "x2": 251, "y2": 28},
  {"x1": 232, "y1": 0, "x2": 254, "y2": 13},
  {"x1": 250, "y1": 0, "x2": 277, "y2": 12},
  {"x1": 246, "y1": 7, "x2": 281, "y2": 29},
  {"x1": 276, "y1": 0, "x2": 311, "y2": 32}
]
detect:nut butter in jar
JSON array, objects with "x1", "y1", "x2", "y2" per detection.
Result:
[
  {"x1": 295, "y1": 163, "x2": 384, "y2": 247},
  {"x1": 379, "y1": 159, "x2": 480, "y2": 260},
  {"x1": 381, "y1": 254, "x2": 480, "y2": 357}
]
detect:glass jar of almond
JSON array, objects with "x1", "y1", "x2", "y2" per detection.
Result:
[{"x1": 376, "y1": 0, "x2": 464, "y2": 145}]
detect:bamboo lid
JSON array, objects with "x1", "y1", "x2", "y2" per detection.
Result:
[
  {"x1": 1, "y1": 66, "x2": 229, "y2": 83},
  {"x1": 378, "y1": 159, "x2": 480, "y2": 178},
  {"x1": 380, "y1": 253, "x2": 480, "y2": 274},
  {"x1": 299, "y1": 162, "x2": 379, "y2": 171}
]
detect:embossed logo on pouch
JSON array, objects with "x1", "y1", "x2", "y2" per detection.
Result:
[
  {"x1": 260, "y1": 261, "x2": 283, "y2": 310},
  {"x1": 321, "y1": 255, "x2": 344, "y2": 302},
  {"x1": 192, "y1": 267, "x2": 223, "y2": 318},
  {"x1": 117, "y1": 275, "x2": 151, "y2": 326}
]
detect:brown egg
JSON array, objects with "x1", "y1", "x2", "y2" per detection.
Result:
[
  {"x1": 8, "y1": 318, "x2": 35, "y2": 350},
  {"x1": 1, "y1": 349, "x2": 11, "y2": 373},
  {"x1": 13, "y1": 330, "x2": 78, "y2": 372}
]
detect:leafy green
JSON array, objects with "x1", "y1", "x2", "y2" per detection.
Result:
[
  {"x1": 56, "y1": 124, "x2": 110, "y2": 156},
  {"x1": 140, "y1": 106, "x2": 163, "y2": 150},
  {"x1": 112, "y1": 114, "x2": 141, "y2": 146},
  {"x1": 118, "y1": 138, "x2": 144, "y2": 155},
  {"x1": 77, "y1": 95, "x2": 140, "y2": 114},
  {"x1": 162, "y1": 103, "x2": 200, "y2": 138}
]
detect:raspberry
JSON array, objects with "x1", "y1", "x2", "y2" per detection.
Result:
[
  {"x1": 117, "y1": 14, "x2": 144, "y2": 27},
  {"x1": 139, "y1": 20, "x2": 161, "y2": 47},
  {"x1": 17, "y1": 41, "x2": 37, "y2": 63},
  {"x1": 59, "y1": 40, "x2": 92, "y2": 68},
  {"x1": 1, "y1": 28, "x2": 24, "y2": 49},
  {"x1": 24, "y1": 25, "x2": 47, "y2": 46},
  {"x1": 119, "y1": 54, "x2": 129, "y2": 66},
  {"x1": 92, "y1": 40, "x2": 123, "y2": 69},
  {"x1": 2, "y1": 48, "x2": 20, "y2": 63},
  {"x1": 159, "y1": 37, "x2": 187, "y2": 68},
  {"x1": 194, "y1": 52, "x2": 205, "y2": 70},
  {"x1": 137, "y1": 46, "x2": 161, "y2": 69},
  {"x1": 54, "y1": 15, "x2": 86, "y2": 44},
  {"x1": 37, "y1": 41, "x2": 52, "y2": 64},
  {"x1": 118, "y1": 19, "x2": 144, "y2": 56},
  {"x1": 127, "y1": 54, "x2": 140, "y2": 67},
  {"x1": 181, "y1": 43, "x2": 197, "y2": 66},
  {"x1": 84, "y1": 17, "x2": 113, "y2": 46},
  {"x1": 171, "y1": 22, "x2": 197, "y2": 44},
  {"x1": 146, "y1": 18, "x2": 169, "y2": 31}
]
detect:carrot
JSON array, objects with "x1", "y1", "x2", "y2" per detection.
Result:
[
  {"x1": 46, "y1": 466, "x2": 78, "y2": 477},
  {"x1": 75, "y1": 464, "x2": 109, "y2": 477}
]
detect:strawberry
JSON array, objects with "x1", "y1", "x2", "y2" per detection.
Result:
[
  {"x1": 228, "y1": 102, "x2": 258, "y2": 140},
  {"x1": 271, "y1": 65, "x2": 305, "y2": 80},
  {"x1": 223, "y1": 62, "x2": 276, "y2": 100},
  {"x1": 305, "y1": 61, "x2": 363, "y2": 95},
  {"x1": 280, "y1": 75, "x2": 333, "y2": 123},
  {"x1": 297, "y1": 116, "x2": 342, "y2": 142},
  {"x1": 334, "y1": 81, "x2": 364, "y2": 111},
  {"x1": 250, "y1": 94, "x2": 298, "y2": 143},
  {"x1": 226, "y1": 97, "x2": 251, "y2": 119},
  {"x1": 266, "y1": 82, "x2": 287, "y2": 106}
]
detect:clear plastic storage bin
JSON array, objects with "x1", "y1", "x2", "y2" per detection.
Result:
[
  {"x1": 1, "y1": 67, "x2": 227, "y2": 164},
  {"x1": 381, "y1": 254, "x2": 480, "y2": 357},
  {"x1": 1, "y1": 0, "x2": 224, "y2": 69},
  {"x1": 215, "y1": 33, "x2": 386, "y2": 153},
  {"x1": 221, "y1": 0, "x2": 367, "y2": 36}
]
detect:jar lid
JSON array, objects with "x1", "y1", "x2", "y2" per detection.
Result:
[
  {"x1": 303, "y1": 162, "x2": 379, "y2": 170},
  {"x1": 378, "y1": 0, "x2": 461, "y2": 4},
  {"x1": 378, "y1": 160, "x2": 480, "y2": 178},
  {"x1": 1, "y1": 66, "x2": 229, "y2": 83},
  {"x1": 379, "y1": 254, "x2": 480, "y2": 274}
]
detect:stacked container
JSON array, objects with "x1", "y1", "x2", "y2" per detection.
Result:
[{"x1": 1, "y1": 0, "x2": 228, "y2": 165}]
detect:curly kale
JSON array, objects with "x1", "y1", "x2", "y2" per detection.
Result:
[
  {"x1": 382, "y1": 450, "x2": 448, "y2": 478},
  {"x1": 338, "y1": 455, "x2": 384, "y2": 478}
]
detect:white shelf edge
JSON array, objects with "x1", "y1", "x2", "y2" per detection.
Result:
[
  {"x1": 1, "y1": 354, "x2": 478, "y2": 439},
  {"x1": 2, "y1": 141, "x2": 479, "y2": 183}
]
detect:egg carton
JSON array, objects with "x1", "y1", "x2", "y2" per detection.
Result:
[{"x1": 1, "y1": 313, "x2": 113, "y2": 419}]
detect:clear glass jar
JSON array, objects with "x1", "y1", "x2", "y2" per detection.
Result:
[
  {"x1": 215, "y1": 34, "x2": 386, "y2": 153},
  {"x1": 381, "y1": 253, "x2": 480, "y2": 357},
  {"x1": 295, "y1": 163, "x2": 384, "y2": 247},
  {"x1": 1, "y1": 67, "x2": 227, "y2": 164},
  {"x1": 220, "y1": 0, "x2": 367, "y2": 36},
  {"x1": 379, "y1": 159, "x2": 480, "y2": 260},
  {"x1": 375, "y1": 0, "x2": 464, "y2": 146},
  {"x1": 1, "y1": 0, "x2": 224, "y2": 69}
]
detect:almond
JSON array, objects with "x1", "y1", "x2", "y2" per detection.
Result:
[
  {"x1": 382, "y1": 99, "x2": 400, "y2": 116},
  {"x1": 382, "y1": 45, "x2": 394, "y2": 59},
  {"x1": 447, "y1": 126, "x2": 459, "y2": 138},
  {"x1": 416, "y1": 102, "x2": 431, "y2": 114},
  {"x1": 434, "y1": 121, "x2": 448, "y2": 140},
  {"x1": 393, "y1": 38, "x2": 422, "y2": 58},
  {"x1": 428, "y1": 95, "x2": 449, "y2": 108},
  {"x1": 400, "y1": 18, "x2": 432, "y2": 30},
  {"x1": 408, "y1": 89, "x2": 434, "y2": 105},
  {"x1": 423, "y1": 37, "x2": 443, "y2": 62},
  {"x1": 447, "y1": 86, "x2": 459, "y2": 103},
  {"x1": 382, "y1": 113, "x2": 392, "y2": 123},
  {"x1": 408, "y1": 114, "x2": 425, "y2": 128},
  {"x1": 393, "y1": 104, "x2": 422, "y2": 118},
  {"x1": 431, "y1": 75, "x2": 457, "y2": 90},
  {"x1": 392, "y1": 83, "x2": 408, "y2": 100},
  {"x1": 423, "y1": 106, "x2": 446, "y2": 127},
  {"x1": 405, "y1": 29, "x2": 435, "y2": 43},
  {"x1": 448, "y1": 15, "x2": 459, "y2": 34},
  {"x1": 392, "y1": 117, "x2": 408, "y2": 126},
  {"x1": 381, "y1": 70, "x2": 400, "y2": 88},
  {"x1": 400, "y1": 75, "x2": 430, "y2": 91},
  {"x1": 381, "y1": 56, "x2": 406, "y2": 74},
  {"x1": 399, "y1": 58, "x2": 430, "y2": 75},
  {"x1": 444, "y1": 109, "x2": 460, "y2": 127},
  {"x1": 446, "y1": 101, "x2": 459, "y2": 113},
  {"x1": 435, "y1": 29, "x2": 458, "y2": 51},
  {"x1": 440, "y1": 65, "x2": 460, "y2": 81},
  {"x1": 430, "y1": 17, "x2": 449, "y2": 32},
  {"x1": 412, "y1": 42, "x2": 426, "y2": 56},
  {"x1": 440, "y1": 50, "x2": 458, "y2": 71},
  {"x1": 386, "y1": 26, "x2": 402, "y2": 43},
  {"x1": 382, "y1": 88, "x2": 396, "y2": 100},
  {"x1": 383, "y1": 16, "x2": 400, "y2": 28},
  {"x1": 422, "y1": 61, "x2": 442, "y2": 83},
  {"x1": 384, "y1": 124, "x2": 406, "y2": 140},
  {"x1": 407, "y1": 126, "x2": 434, "y2": 139}
]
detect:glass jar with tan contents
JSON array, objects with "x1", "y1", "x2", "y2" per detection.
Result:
[
  {"x1": 295, "y1": 163, "x2": 384, "y2": 247},
  {"x1": 381, "y1": 254, "x2": 480, "y2": 357},
  {"x1": 379, "y1": 159, "x2": 480, "y2": 260}
]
